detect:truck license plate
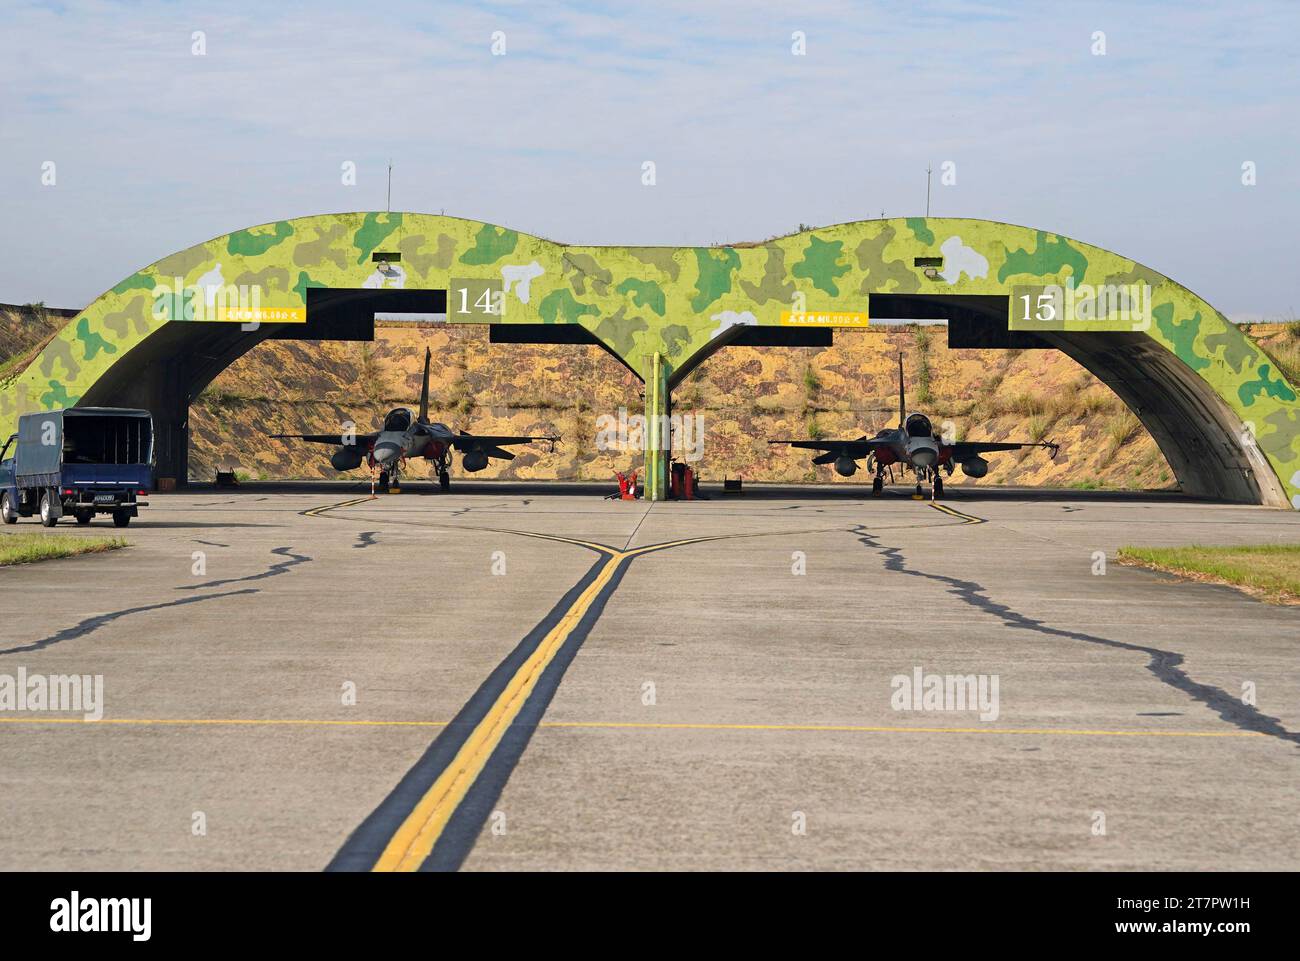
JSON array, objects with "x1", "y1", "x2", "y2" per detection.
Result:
[{"x1": 94, "y1": 494, "x2": 117, "y2": 504}]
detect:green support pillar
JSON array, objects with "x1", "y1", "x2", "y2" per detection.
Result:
[{"x1": 644, "y1": 351, "x2": 668, "y2": 501}]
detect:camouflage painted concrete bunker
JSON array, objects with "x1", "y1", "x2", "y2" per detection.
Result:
[{"x1": 1, "y1": 213, "x2": 1295, "y2": 506}]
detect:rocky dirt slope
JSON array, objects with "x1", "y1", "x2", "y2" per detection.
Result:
[{"x1": 189, "y1": 323, "x2": 1173, "y2": 489}]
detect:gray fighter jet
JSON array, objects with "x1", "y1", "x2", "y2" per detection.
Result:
[
  {"x1": 273, "y1": 348, "x2": 557, "y2": 490},
  {"x1": 770, "y1": 354, "x2": 1058, "y2": 498}
]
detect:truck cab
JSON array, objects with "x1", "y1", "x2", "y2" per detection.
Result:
[{"x1": 0, "y1": 408, "x2": 154, "y2": 528}]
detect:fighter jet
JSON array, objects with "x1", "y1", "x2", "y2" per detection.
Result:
[
  {"x1": 272, "y1": 347, "x2": 558, "y2": 491},
  {"x1": 769, "y1": 354, "x2": 1058, "y2": 499}
]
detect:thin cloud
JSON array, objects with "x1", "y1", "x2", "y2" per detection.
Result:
[{"x1": 0, "y1": 0, "x2": 1295, "y2": 319}]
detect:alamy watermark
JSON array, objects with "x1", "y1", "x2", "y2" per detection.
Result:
[
  {"x1": 1014, "y1": 279, "x2": 1152, "y2": 331},
  {"x1": 152, "y1": 276, "x2": 264, "y2": 322},
  {"x1": 0, "y1": 668, "x2": 104, "y2": 721},
  {"x1": 890, "y1": 666, "x2": 999, "y2": 721},
  {"x1": 50, "y1": 892, "x2": 150, "y2": 941},
  {"x1": 594, "y1": 407, "x2": 705, "y2": 462}
]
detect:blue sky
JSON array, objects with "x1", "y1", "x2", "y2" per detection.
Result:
[{"x1": 0, "y1": 0, "x2": 1296, "y2": 318}]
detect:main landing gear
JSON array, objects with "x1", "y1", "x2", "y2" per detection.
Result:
[
  {"x1": 870, "y1": 454, "x2": 887, "y2": 497},
  {"x1": 872, "y1": 462, "x2": 950, "y2": 499},
  {"x1": 431, "y1": 453, "x2": 452, "y2": 492}
]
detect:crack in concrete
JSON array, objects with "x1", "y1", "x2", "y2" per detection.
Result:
[
  {"x1": 175, "y1": 546, "x2": 311, "y2": 591},
  {"x1": 849, "y1": 524, "x2": 1299, "y2": 748},
  {"x1": 0, "y1": 589, "x2": 260, "y2": 656},
  {"x1": 446, "y1": 502, "x2": 514, "y2": 517},
  {"x1": 3, "y1": 545, "x2": 315, "y2": 655}
]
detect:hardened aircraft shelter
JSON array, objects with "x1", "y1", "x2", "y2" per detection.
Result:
[{"x1": 1, "y1": 212, "x2": 1296, "y2": 505}]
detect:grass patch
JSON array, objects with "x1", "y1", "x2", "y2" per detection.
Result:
[
  {"x1": 802, "y1": 363, "x2": 821, "y2": 397},
  {"x1": 913, "y1": 328, "x2": 933, "y2": 405},
  {"x1": 1243, "y1": 318, "x2": 1300, "y2": 386},
  {"x1": 1257, "y1": 333, "x2": 1300, "y2": 386},
  {"x1": 0, "y1": 533, "x2": 128, "y2": 567},
  {"x1": 993, "y1": 391, "x2": 1062, "y2": 420},
  {"x1": 1027, "y1": 415, "x2": 1050, "y2": 443},
  {"x1": 354, "y1": 342, "x2": 388, "y2": 403},
  {"x1": 1078, "y1": 389, "x2": 1120, "y2": 416},
  {"x1": 0, "y1": 303, "x2": 64, "y2": 388},
  {"x1": 1101, "y1": 410, "x2": 1142, "y2": 463},
  {"x1": 1116, "y1": 544, "x2": 1300, "y2": 604}
]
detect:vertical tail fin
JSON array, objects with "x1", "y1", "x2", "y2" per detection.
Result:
[
  {"x1": 897, "y1": 352, "x2": 906, "y2": 429},
  {"x1": 418, "y1": 347, "x2": 431, "y2": 422}
]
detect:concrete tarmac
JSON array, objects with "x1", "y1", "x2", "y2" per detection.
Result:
[{"x1": 0, "y1": 482, "x2": 1296, "y2": 870}]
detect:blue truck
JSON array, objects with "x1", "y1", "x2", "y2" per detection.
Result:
[{"x1": 0, "y1": 408, "x2": 153, "y2": 528}]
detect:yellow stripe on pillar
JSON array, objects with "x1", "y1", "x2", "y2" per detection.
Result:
[{"x1": 645, "y1": 351, "x2": 668, "y2": 501}]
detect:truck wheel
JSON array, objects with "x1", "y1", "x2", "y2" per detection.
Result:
[
  {"x1": 112, "y1": 510, "x2": 131, "y2": 528},
  {"x1": 75, "y1": 510, "x2": 93, "y2": 525},
  {"x1": 39, "y1": 491, "x2": 58, "y2": 527},
  {"x1": 439, "y1": 469, "x2": 450, "y2": 492},
  {"x1": 1, "y1": 492, "x2": 17, "y2": 524}
]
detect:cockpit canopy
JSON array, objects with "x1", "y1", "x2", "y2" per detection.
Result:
[
  {"x1": 383, "y1": 408, "x2": 413, "y2": 432},
  {"x1": 905, "y1": 413, "x2": 933, "y2": 439}
]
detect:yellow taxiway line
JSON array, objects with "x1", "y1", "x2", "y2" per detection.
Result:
[
  {"x1": 370, "y1": 548, "x2": 625, "y2": 871},
  {"x1": 928, "y1": 502, "x2": 985, "y2": 524},
  {"x1": 285, "y1": 495, "x2": 999, "y2": 868},
  {"x1": 369, "y1": 529, "x2": 747, "y2": 871},
  {"x1": 301, "y1": 495, "x2": 374, "y2": 517}
]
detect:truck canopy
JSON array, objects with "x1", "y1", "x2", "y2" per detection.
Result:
[{"x1": 15, "y1": 408, "x2": 153, "y2": 486}]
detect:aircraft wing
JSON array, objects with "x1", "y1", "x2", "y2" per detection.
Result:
[
  {"x1": 949, "y1": 440, "x2": 1059, "y2": 459},
  {"x1": 768, "y1": 436, "x2": 892, "y2": 462},
  {"x1": 269, "y1": 432, "x2": 379, "y2": 447},
  {"x1": 450, "y1": 433, "x2": 560, "y2": 459}
]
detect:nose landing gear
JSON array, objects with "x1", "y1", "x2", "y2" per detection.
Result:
[
  {"x1": 910, "y1": 466, "x2": 945, "y2": 500},
  {"x1": 372, "y1": 464, "x2": 400, "y2": 494}
]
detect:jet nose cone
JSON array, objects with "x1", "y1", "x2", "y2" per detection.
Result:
[
  {"x1": 372, "y1": 443, "x2": 401, "y2": 465},
  {"x1": 910, "y1": 447, "x2": 938, "y2": 467}
]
